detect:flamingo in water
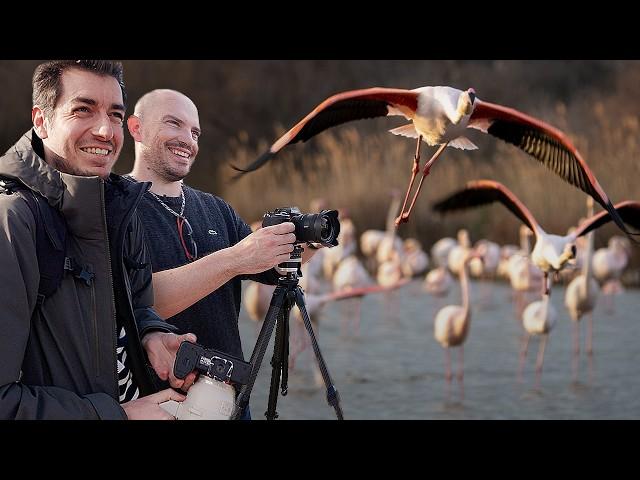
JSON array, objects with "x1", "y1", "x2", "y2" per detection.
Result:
[
  {"x1": 433, "y1": 247, "x2": 482, "y2": 399},
  {"x1": 432, "y1": 180, "x2": 640, "y2": 297},
  {"x1": 231, "y1": 86, "x2": 635, "y2": 239}
]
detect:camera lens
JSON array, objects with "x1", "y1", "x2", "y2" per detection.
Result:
[
  {"x1": 306, "y1": 210, "x2": 340, "y2": 247},
  {"x1": 320, "y1": 217, "x2": 329, "y2": 239}
]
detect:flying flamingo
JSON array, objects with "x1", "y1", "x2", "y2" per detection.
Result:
[
  {"x1": 433, "y1": 180, "x2": 640, "y2": 297},
  {"x1": 231, "y1": 86, "x2": 635, "y2": 238}
]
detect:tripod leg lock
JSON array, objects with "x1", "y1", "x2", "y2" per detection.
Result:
[{"x1": 326, "y1": 385, "x2": 341, "y2": 406}]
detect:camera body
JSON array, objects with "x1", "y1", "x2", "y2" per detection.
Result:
[
  {"x1": 262, "y1": 207, "x2": 340, "y2": 247},
  {"x1": 262, "y1": 207, "x2": 340, "y2": 275},
  {"x1": 173, "y1": 341, "x2": 251, "y2": 385},
  {"x1": 159, "y1": 341, "x2": 252, "y2": 420}
]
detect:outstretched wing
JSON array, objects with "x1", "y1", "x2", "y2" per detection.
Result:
[
  {"x1": 432, "y1": 179, "x2": 539, "y2": 237},
  {"x1": 573, "y1": 201, "x2": 640, "y2": 238},
  {"x1": 469, "y1": 100, "x2": 637, "y2": 240},
  {"x1": 231, "y1": 88, "x2": 418, "y2": 176}
]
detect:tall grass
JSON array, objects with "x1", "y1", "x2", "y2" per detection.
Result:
[{"x1": 221, "y1": 97, "x2": 640, "y2": 279}]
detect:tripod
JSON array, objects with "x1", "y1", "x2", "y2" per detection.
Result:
[{"x1": 232, "y1": 270, "x2": 344, "y2": 420}]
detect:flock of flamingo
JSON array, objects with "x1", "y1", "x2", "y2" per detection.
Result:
[{"x1": 235, "y1": 85, "x2": 640, "y2": 395}]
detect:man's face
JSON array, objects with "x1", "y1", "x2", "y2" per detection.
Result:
[
  {"x1": 35, "y1": 68, "x2": 125, "y2": 178},
  {"x1": 137, "y1": 95, "x2": 201, "y2": 182}
]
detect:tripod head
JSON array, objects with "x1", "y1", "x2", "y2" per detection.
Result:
[{"x1": 275, "y1": 244, "x2": 304, "y2": 277}]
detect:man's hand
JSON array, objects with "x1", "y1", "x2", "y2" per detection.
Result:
[
  {"x1": 142, "y1": 332, "x2": 198, "y2": 391},
  {"x1": 122, "y1": 388, "x2": 186, "y2": 420},
  {"x1": 230, "y1": 222, "x2": 296, "y2": 275}
]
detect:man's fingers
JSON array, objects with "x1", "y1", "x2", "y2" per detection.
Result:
[
  {"x1": 278, "y1": 233, "x2": 297, "y2": 245},
  {"x1": 278, "y1": 244, "x2": 296, "y2": 255},
  {"x1": 182, "y1": 372, "x2": 197, "y2": 391},
  {"x1": 264, "y1": 222, "x2": 295, "y2": 234},
  {"x1": 152, "y1": 388, "x2": 186, "y2": 403},
  {"x1": 179, "y1": 332, "x2": 197, "y2": 344}
]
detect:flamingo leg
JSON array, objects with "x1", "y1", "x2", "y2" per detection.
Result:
[
  {"x1": 395, "y1": 141, "x2": 449, "y2": 226},
  {"x1": 518, "y1": 334, "x2": 530, "y2": 382},
  {"x1": 586, "y1": 311, "x2": 594, "y2": 356},
  {"x1": 541, "y1": 272, "x2": 550, "y2": 297},
  {"x1": 535, "y1": 334, "x2": 548, "y2": 388},
  {"x1": 457, "y1": 347, "x2": 465, "y2": 401},
  {"x1": 396, "y1": 137, "x2": 422, "y2": 225},
  {"x1": 445, "y1": 348, "x2": 452, "y2": 383},
  {"x1": 572, "y1": 322, "x2": 580, "y2": 381}
]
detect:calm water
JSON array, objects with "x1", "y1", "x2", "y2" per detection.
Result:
[{"x1": 238, "y1": 280, "x2": 640, "y2": 420}]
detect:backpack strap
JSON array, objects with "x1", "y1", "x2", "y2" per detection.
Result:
[{"x1": 0, "y1": 178, "x2": 93, "y2": 310}]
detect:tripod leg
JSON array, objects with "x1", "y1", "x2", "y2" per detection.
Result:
[
  {"x1": 266, "y1": 306, "x2": 290, "y2": 420},
  {"x1": 233, "y1": 285, "x2": 288, "y2": 420},
  {"x1": 293, "y1": 286, "x2": 345, "y2": 420}
]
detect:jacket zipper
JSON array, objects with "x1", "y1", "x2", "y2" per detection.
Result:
[
  {"x1": 91, "y1": 278, "x2": 99, "y2": 377},
  {"x1": 99, "y1": 180, "x2": 119, "y2": 398}
]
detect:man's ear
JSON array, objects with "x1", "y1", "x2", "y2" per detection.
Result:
[
  {"x1": 127, "y1": 115, "x2": 142, "y2": 141},
  {"x1": 32, "y1": 106, "x2": 48, "y2": 139}
]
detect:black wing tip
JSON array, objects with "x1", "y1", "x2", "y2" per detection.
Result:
[
  {"x1": 605, "y1": 200, "x2": 640, "y2": 244},
  {"x1": 227, "y1": 150, "x2": 276, "y2": 182},
  {"x1": 626, "y1": 230, "x2": 640, "y2": 244},
  {"x1": 227, "y1": 163, "x2": 249, "y2": 183}
]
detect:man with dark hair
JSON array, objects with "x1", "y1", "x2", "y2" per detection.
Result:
[{"x1": 0, "y1": 60, "x2": 196, "y2": 419}]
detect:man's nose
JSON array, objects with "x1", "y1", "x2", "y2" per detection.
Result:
[{"x1": 92, "y1": 113, "x2": 114, "y2": 140}]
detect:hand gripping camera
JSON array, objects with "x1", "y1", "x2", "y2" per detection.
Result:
[
  {"x1": 160, "y1": 341, "x2": 252, "y2": 420},
  {"x1": 262, "y1": 207, "x2": 340, "y2": 275}
]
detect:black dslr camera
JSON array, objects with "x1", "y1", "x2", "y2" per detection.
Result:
[
  {"x1": 262, "y1": 207, "x2": 341, "y2": 274},
  {"x1": 262, "y1": 207, "x2": 340, "y2": 247},
  {"x1": 174, "y1": 341, "x2": 251, "y2": 385}
]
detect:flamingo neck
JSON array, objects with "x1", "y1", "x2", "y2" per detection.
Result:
[
  {"x1": 386, "y1": 195, "x2": 402, "y2": 234},
  {"x1": 582, "y1": 197, "x2": 595, "y2": 286},
  {"x1": 460, "y1": 263, "x2": 471, "y2": 318},
  {"x1": 582, "y1": 230, "x2": 595, "y2": 292},
  {"x1": 520, "y1": 229, "x2": 532, "y2": 254}
]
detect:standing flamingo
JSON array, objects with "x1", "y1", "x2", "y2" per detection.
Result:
[
  {"x1": 433, "y1": 248, "x2": 482, "y2": 399},
  {"x1": 519, "y1": 291, "x2": 557, "y2": 386},
  {"x1": 231, "y1": 86, "x2": 635, "y2": 238},
  {"x1": 592, "y1": 235, "x2": 632, "y2": 314},
  {"x1": 507, "y1": 226, "x2": 544, "y2": 318},
  {"x1": 565, "y1": 198, "x2": 599, "y2": 379},
  {"x1": 433, "y1": 180, "x2": 640, "y2": 297}
]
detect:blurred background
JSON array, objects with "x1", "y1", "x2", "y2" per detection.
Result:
[
  {"x1": 2, "y1": 60, "x2": 638, "y2": 273},
  {"x1": 4, "y1": 60, "x2": 640, "y2": 419}
]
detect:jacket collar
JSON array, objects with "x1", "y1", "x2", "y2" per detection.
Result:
[{"x1": 1, "y1": 130, "x2": 65, "y2": 208}]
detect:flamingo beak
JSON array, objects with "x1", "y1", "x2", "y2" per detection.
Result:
[{"x1": 467, "y1": 88, "x2": 476, "y2": 104}]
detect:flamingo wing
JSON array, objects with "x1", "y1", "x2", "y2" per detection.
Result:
[
  {"x1": 573, "y1": 201, "x2": 640, "y2": 238},
  {"x1": 432, "y1": 179, "x2": 539, "y2": 236},
  {"x1": 231, "y1": 88, "x2": 418, "y2": 176},
  {"x1": 469, "y1": 100, "x2": 637, "y2": 239}
]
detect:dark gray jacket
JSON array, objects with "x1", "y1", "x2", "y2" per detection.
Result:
[{"x1": 0, "y1": 131, "x2": 174, "y2": 419}]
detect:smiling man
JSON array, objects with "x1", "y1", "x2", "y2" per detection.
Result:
[
  {"x1": 125, "y1": 89, "x2": 320, "y2": 419},
  {"x1": 0, "y1": 61, "x2": 196, "y2": 419}
]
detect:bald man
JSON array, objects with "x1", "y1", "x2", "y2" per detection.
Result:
[{"x1": 126, "y1": 90, "x2": 318, "y2": 417}]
